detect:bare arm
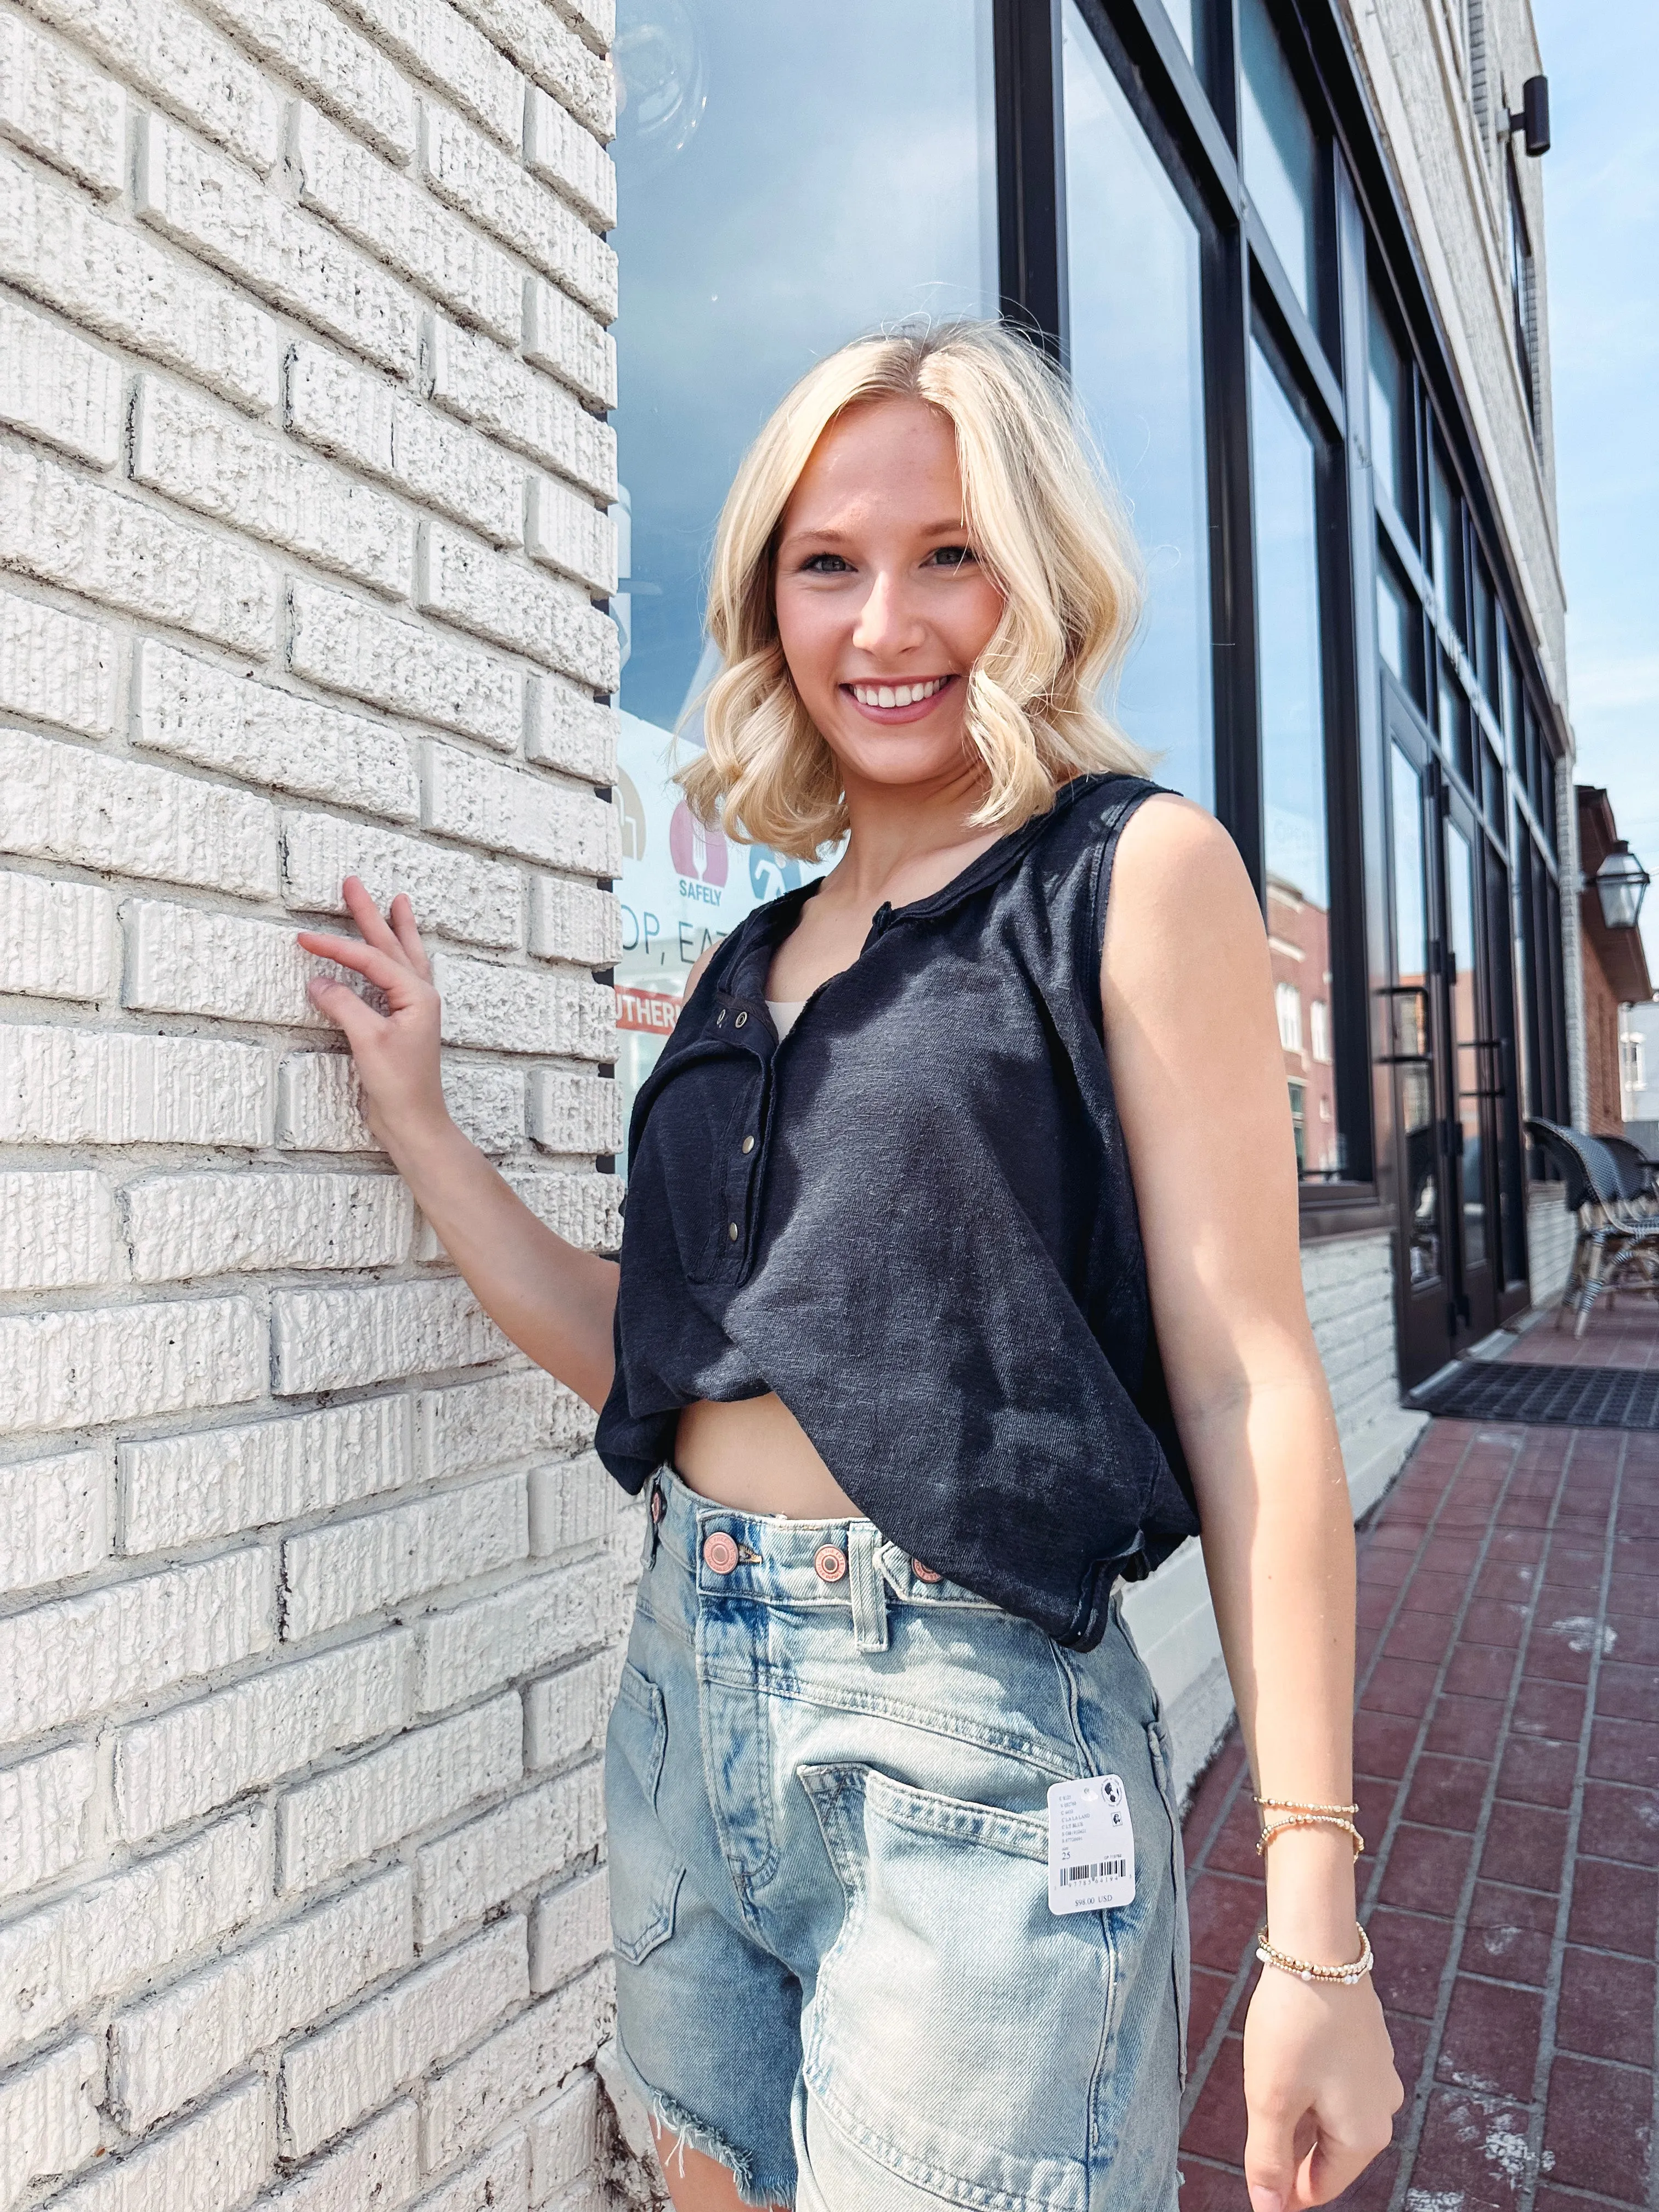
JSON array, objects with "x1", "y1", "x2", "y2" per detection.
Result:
[
  {"x1": 1102, "y1": 797, "x2": 1400, "y2": 2211},
  {"x1": 297, "y1": 880, "x2": 618, "y2": 1410}
]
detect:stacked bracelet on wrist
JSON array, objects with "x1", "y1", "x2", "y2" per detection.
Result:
[
  {"x1": 1254, "y1": 1795, "x2": 1364, "y2": 1860},
  {"x1": 1255, "y1": 1920, "x2": 1374, "y2": 1987}
]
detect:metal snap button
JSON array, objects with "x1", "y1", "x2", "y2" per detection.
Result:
[
  {"x1": 727, "y1": 1221, "x2": 740, "y2": 1242},
  {"x1": 735, "y1": 1010, "x2": 748, "y2": 1028},
  {"x1": 741, "y1": 1135, "x2": 755, "y2": 1154},
  {"x1": 911, "y1": 1558, "x2": 943, "y2": 1583},
  {"x1": 703, "y1": 1532, "x2": 738, "y2": 1574},
  {"x1": 814, "y1": 1544, "x2": 848, "y2": 1583},
  {"x1": 650, "y1": 1488, "x2": 665, "y2": 1525},
  {"x1": 716, "y1": 1008, "x2": 726, "y2": 1026}
]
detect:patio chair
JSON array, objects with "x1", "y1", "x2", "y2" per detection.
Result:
[
  {"x1": 1601, "y1": 1135, "x2": 1659, "y2": 1216},
  {"x1": 1525, "y1": 1119, "x2": 1659, "y2": 1336}
]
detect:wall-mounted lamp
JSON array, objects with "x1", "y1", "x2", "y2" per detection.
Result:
[
  {"x1": 1593, "y1": 843, "x2": 1650, "y2": 933},
  {"x1": 1508, "y1": 75, "x2": 1550, "y2": 157}
]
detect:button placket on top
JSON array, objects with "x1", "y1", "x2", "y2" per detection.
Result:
[{"x1": 708, "y1": 987, "x2": 776, "y2": 1278}]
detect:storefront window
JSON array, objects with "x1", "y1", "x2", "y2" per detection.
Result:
[
  {"x1": 1376, "y1": 545, "x2": 1423, "y2": 706},
  {"x1": 1473, "y1": 554, "x2": 1498, "y2": 705},
  {"x1": 1367, "y1": 289, "x2": 1414, "y2": 528},
  {"x1": 1251, "y1": 342, "x2": 1342, "y2": 1178},
  {"x1": 1239, "y1": 0, "x2": 1319, "y2": 323},
  {"x1": 1429, "y1": 440, "x2": 1466, "y2": 641},
  {"x1": 1064, "y1": 5, "x2": 1213, "y2": 807},
  {"x1": 612, "y1": 0, "x2": 997, "y2": 1113},
  {"x1": 1438, "y1": 653, "x2": 1474, "y2": 791}
]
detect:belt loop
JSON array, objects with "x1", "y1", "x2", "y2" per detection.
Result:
[{"x1": 848, "y1": 1523, "x2": 888, "y2": 1654}]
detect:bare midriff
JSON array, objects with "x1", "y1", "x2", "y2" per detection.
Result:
[{"x1": 673, "y1": 1393, "x2": 861, "y2": 1520}]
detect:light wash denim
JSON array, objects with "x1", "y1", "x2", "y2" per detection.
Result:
[{"x1": 604, "y1": 1471, "x2": 1191, "y2": 2211}]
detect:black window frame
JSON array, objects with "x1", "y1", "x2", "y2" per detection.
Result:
[{"x1": 989, "y1": 0, "x2": 1566, "y2": 1236}]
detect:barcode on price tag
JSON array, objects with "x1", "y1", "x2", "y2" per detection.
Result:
[{"x1": 1047, "y1": 1775, "x2": 1135, "y2": 1914}]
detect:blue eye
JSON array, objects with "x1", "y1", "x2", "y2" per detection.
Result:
[
  {"x1": 928, "y1": 545, "x2": 977, "y2": 568},
  {"x1": 802, "y1": 552, "x2": 851, "y2": 573}
]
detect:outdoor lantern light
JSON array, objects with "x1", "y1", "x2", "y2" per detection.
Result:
[{"x1": 1593, "y1": 843, "x2": 1651, "y2": 932}]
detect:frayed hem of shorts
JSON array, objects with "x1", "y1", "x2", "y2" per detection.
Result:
[{"x1": 613, "y1": 2040, "x2": 795, "y2": 2209}]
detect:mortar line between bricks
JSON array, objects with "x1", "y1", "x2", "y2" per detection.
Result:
[
  {"x1": 1516, "y1": 1435, "x2": 1626, "y2": 2212},
  {"x1": 1177, "y1": 1421, "x2": 1480, "y2": 2134},
  {"x1": 1382, "y1": 1428, "x2": 1584, "y2": 2212}
]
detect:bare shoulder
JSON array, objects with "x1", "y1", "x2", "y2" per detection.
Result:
[
  {"x1": 1102, "y1": 792, "x2": 1265, "y2": 992},
  {"x1": 684, "y1": 944, "x2": 718, "y2": 998}
]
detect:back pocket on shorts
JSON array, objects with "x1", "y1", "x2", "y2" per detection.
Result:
[
  {"x1": 605, "y1": 1660, "x2": 685, "y2": 1966},
  {"x1": 798, "y1": 1762, "x2": 1109, "y2": 2212}
]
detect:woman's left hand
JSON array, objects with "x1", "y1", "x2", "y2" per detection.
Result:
[{"x1": 1241, "y1": 1967, "x2": 1404, "y2": 2211}]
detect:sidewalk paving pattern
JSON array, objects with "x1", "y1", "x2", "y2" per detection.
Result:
[{"x1": 1177, "y1": 1306, "x2": 1659, "y2": 2212}]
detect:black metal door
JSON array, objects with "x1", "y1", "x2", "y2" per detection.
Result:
[
  {"x1": 1441, "y1": 781, "x2": 1499, "y2": 1345},
  {"x1": 1384, "y1": 678, "x2": 1508, "y2": 1383}
]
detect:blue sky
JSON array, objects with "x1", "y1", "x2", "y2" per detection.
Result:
[{"x1": 1532, "y1": 0, "x2": 1659, "y2": 979}]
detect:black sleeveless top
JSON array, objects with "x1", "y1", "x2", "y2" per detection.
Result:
[{"x1": 595, "y1": 772, "x2": 1200, "y2": 1648}]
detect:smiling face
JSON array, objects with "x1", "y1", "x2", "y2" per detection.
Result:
[{"x1": 772, "y1": 397, "x2": 1007, "y2": 802}]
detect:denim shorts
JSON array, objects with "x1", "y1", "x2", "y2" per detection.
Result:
[{"x1": 603, "y1": 1471, "x2": 1191, "y2": 2212}]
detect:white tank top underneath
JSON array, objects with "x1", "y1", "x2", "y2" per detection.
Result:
[{"x1": 767, "y1": 999, "x2": 806, "y2": 1040}]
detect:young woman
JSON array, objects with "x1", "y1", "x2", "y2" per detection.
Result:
[{"x1": 298, "y1": 322, "x2": 1401, "y2": 2212}]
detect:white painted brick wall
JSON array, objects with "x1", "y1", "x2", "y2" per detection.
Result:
[
  {"x1": 0, "y1": 582, "x2": 118, "y2": 733},
  {"x1": 0, "y1": 1809, "x2": 269, "y2": 2049},
  {"x1": 46, "y1": 2075, "x2": 272, "y2": 2212},
  {"x1": 1, "y1": 725, "x2": 283, "y2": 900},
  {"x1": 282, "y1": 1917, "x2": 528, "y2": 2155},
  {"x1": 0, "y1": 1742, "x2": 97, "y2": 1905},
  {"x1": 18, "y1": 0, "x2": 285, "y2": 175},
  {"x1": 529, "y1": 1068, "x2": 623, "y2": 1158},
  {"x1": 0, "y1": 0, "x2": 630, "y2": 2194},
  {"x1": 133, "y1": 371, "x2": 414, "y2": 597},
  {"x1": 109, "y1": 1865, "x2": 414, "y2": 2130},
  {"x1": 283, "y1": 1470, "x2": 528, "y2": 1637},
  {"x1": 0, "y1": 294, "x2": 123, "y2": 464},
  {"x1": 0, "y1": 440, "x2": 279, "y2": 651},
  {"x1": 115, "y1": 1632, "x2": 414, "y2": 1841},
  {"x1": 0, "y1": 2032, "x2": 101, "y2": 2209},
  {"x1": 0, "y1": 1444, "x2": 108, "y2": 1596},
  {"x1": 120, "y1": 1397, "x2": 413, "y2": 1551},
  {"x1": 0, "y1": 144, "x2": 282, "y2": 410},
  {"x1": 0, "y1": 867, "x2": 117, "y2": 1000}
]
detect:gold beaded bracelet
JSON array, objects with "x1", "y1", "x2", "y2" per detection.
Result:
[
  {"x1": 1256, "y1": 1813, "x2": 1364, "y2": 1859},
  {"x1": 1254, "y1": 1795, "x2": 1358, "y2": 1817},
  {"x1": 1253, "y1": 1794, "x2": 1363, "y2": 1859},
  {"x1": 1255, "y1": 1921, "x2": 1374, "y2": 1987}
]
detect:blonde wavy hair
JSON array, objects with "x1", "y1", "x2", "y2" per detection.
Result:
[{"x1": 676, "y1": 319, "x2": 1148, "y2": 860}]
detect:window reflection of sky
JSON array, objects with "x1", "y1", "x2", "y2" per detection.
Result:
[
  {"x1": 1251, "y1": 344, "x2": 1327, "y2": 910},
  {"x1": 613, "y1": 0, "x2": 997, "y2": 738},
  {"x1": 1063, "y1": 7, "x2": 1214, "y2": 808}
]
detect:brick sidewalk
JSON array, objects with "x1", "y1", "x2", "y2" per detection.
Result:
[{"x1": 1177, "y1": 1304, "x2": 1659, "y2": 2212}]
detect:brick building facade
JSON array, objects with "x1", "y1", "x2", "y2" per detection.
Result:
[{"x1": 0, "y1": 0, "x2": 637, "y2": 2204}]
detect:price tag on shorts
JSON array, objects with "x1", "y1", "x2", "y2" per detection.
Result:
[{"x1": 1047, "y1": 1773, "x2": 1135, "y2": 1914}]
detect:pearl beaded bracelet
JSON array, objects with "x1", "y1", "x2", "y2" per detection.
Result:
[{"x1": 1255, "y1": 1921, "x2": 1375, "y2": 1987}]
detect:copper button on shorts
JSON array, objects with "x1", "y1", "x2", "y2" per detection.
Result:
[
  {"x1": 702, "y1": 1532, "x2": 738, "y2": 1575},
  {"x1": 813, "y1": 1544, "x2": 848, "y2": 1583}
]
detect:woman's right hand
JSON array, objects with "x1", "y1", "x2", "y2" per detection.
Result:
[{"x1": 296, "y1": 877, "x2": 450, "y2": 1159}]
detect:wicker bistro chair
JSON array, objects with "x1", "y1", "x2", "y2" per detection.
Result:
[
  {"x1": 1602, "y1": 1135, "x2": 1659, "y2": 1217},
  {"x1": 1526, "y1": 1120, "x2": 1659, "y2": 1335}
]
